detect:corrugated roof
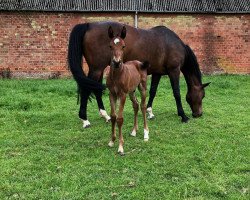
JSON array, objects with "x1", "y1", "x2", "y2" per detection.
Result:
[{"x1": 0, "y1": 0, "x2": 249, "y2": 13}]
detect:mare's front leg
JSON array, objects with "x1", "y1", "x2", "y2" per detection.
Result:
[
  {"x1": 139, "y1": 81, "x2": 149, "y2": 141},
  {"x1": 147, "y1": 74, "x2": 162, "y2": 119},
  {"x1": 129, "y1": 92, "x2": 139, "y2": 137},
  {"x1": 117, "y1": 94, "x2": 126, "y2": 155},
  {"x1": 168, "y1": 68, "x2": 189, "y2": 123},
  {"x1": 108, "y1": 93, "x2": 117, "y2": 147}
]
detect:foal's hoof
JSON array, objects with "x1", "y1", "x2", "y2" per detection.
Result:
[
  {"x1": 130, "y1": 130, "x2": 136, "y2": 137},
  {"x1": 147, "y1": 115, "x2": 155, "y2": 120},
  {"x1": 118, "y1": 151, "x2": 125, "y2": 156},
  {"x1": 181, "y1": 116, "x2": 189, "y2": 123},
  {"x1": 108, "y1": 141, "x2": 114, "y2": 147}
]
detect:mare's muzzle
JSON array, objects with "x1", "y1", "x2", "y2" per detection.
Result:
[{"x1": 192, "y1": 112, "x2": 202, "y2": 118}]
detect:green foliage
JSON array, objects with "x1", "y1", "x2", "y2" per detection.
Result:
[{"x1": 0, "y1": 75, "x2": 249, "y2": 199}]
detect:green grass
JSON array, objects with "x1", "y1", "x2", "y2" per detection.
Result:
[{"x1": 0, "y1": 75, "x2": 249, "y2": 199}]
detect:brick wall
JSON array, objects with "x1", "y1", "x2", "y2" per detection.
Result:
[{"x1": 0, "y1": 11, "x2": 249, "y2": 78}]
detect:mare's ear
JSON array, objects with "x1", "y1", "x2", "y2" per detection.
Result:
[
  {"x1": 108, "y1": 26, "x2": 114, "y2": 38},
  {"x1": 120, "y1": 26, "x2": 126, "y2": 39},
  {"x1": 202, "y1": 82, "x2": 211, "y2": 88}
]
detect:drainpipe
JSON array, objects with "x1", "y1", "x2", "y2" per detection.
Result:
[{"x1": 134, "y1": 11, "x2": 138, "y2": 28}]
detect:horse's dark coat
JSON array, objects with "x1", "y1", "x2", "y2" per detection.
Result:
[{"x1": 68, "y1": 21, "x2": 210, "y2": 122}]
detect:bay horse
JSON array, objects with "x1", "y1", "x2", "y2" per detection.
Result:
[
  {"x1": 106, "y1": 26, "x2": 149, "y2": 155},
  {"x1": 68, "y1": 21, "x2": 210, "y2": 128}
]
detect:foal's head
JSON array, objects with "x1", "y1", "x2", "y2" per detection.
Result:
[{"x1": 108, "y1": 26, "x2": 127, "y2": 68}]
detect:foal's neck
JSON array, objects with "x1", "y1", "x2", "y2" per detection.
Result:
[{"x1": 109, "y1": 63, "x2": 125, "y2": 79}]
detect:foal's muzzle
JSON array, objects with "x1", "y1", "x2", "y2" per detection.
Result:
[{"x1": 111, "y1": 60, "x2": 121, "y2": 68}]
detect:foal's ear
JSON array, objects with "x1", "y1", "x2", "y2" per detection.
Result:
[
  {"x1": 202, "y1": 82, "x2": 211, "y2": 88},
  {"x1": 120, "y1": 26, "x2": 126, "y2": 39},
  {"x1": 108, "y1": 26, "x2": 114, "y2": 38}
]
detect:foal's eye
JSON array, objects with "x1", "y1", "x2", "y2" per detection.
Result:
[
  {"x1": 122, "y1": 46, "x2": 125, "y2": 49},
  {"x1": 109, "y1": 45, "x2": 112, "y2": 49}
]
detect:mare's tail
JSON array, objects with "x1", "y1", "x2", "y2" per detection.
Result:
[
  {"x1": 183, "y1": 45, "x2": 202, "y2": 83},
  {"x1": 141, "y1": 61, "x2": 150, "y2": 70},
  {"x1": 68, "y1": 23, "x2": 105, "y2": 96}
]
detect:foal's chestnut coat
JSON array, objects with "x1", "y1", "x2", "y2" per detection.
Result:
[{"x1": 106, "y1": 26, "x2": 149, "y2": 155}]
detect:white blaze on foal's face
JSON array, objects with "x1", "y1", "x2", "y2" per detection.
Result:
[
  {"x1": 110, "y1": 37, "x2": 125, "y2": 65},
  {"x1": 114, "y1": 38, "x2": 120, "y2": 44}
]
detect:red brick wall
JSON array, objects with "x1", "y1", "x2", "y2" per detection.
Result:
[{"x1": 0, "y1": 11, "x2": 249, "y2": 78}]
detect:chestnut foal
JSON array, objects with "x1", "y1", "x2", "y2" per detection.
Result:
[{"x1": 106, "y1": 26, "x2": 149, "y2": 155}]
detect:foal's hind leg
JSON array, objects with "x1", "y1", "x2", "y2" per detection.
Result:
[
  {"x1": 108, "y1": 93, "x2": 117, "y2": 148},
  {"x1": 117, "y1": 94, "x2": 126, "y2": 155},
  {"x1": 139, "y1": 82, "x2": 149, "y2": 141},
  {"x1": 147, "y1": 74, "x2": 162, "y2": 119},
  {"x1": 168, "y1": 68, "x2": 189, "y2": 123},
  {"x1": 129, "y1": 92, "x2": 139, "y2": 137}
]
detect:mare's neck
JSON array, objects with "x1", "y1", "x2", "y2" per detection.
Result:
[{"x1": 182, "y1": 71, "x2": 202, "y2": 90}]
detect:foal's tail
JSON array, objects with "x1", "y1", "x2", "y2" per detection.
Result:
[
  {"x1": 183, "y1": 45, "x2": 202, "y2": 83},
  {"x1": 141, "y1": 61, "x2": 150, "y2": 70},
  {"x1": 68, "y1": 23, "x2": 105, "y2": 94}
]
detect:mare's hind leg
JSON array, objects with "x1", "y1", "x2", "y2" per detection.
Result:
[
  {"x1": 79, "y1": 89, "x2": 91, "y2": 128},
  {"x1": 129, "y1": 92, "x2": 139, "y2": 137},
  {"x1": 139, "y1": 81, "x2": 149, "y2": 141},
  {"x1": 168, "y1": 68, "x2": 189, "y2": 123},
  {"x1": 94, "y1": 76, "x2": 111, "y2": 122},
  {"x1": 147, "y1": 74, "x2": 162, "y2": 119}
]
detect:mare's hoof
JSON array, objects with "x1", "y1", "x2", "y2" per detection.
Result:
[
  {"x1": 147, "y1": 107, "x2": 155, "y2": 120},
  {"x1": 181, "y1": 116, "x2": 189, "y2": 123},
  {"x1": 144, "y1": 138, "x2": 149, "y2": 142},
  {"x1": 82, "y1": 120, "x2": 91, "y2": 128},
  {"x1": 106, "y1": 118, "x2": 111, "y2": 123},
  {"x1": 84, "y1": 124, "x2": 91, "y2": 128}
]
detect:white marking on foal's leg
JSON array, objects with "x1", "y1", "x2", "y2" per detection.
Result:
[
  {"x1": 82, "y1": 120, "x2": 91, "y2": 128},
  {"x1": 147, "y1": 107, "x2": 155, "y2": 119},
  {"x1": 108, "y1": 141, "x2": 114, "y2": 147},
  {"x1": 118, "y1": 145, "x2": 124, "y2": 155},
  {"x1": 144, "y1": 129, "x2": 149, "y2": 141},
  {"x1": 99, "y1": 109, "x2": 111, "y2": 122},
  {"x1": 130, "y1": 129, "x2": 137, "y2": 137}
]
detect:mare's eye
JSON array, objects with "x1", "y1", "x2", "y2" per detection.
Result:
[
  {"x1": 122, "y1": 46, "x2": 125, "y2": 49},
  {"x1": 109, "y1": 45, "x2": 112, "y2": 49}
]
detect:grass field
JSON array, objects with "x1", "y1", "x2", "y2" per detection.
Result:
[{"x1": 0, "y1": 75, "x2": 249, "y2": 199}]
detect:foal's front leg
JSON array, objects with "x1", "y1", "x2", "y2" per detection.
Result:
[
  {"x1": 117, "y1": 94, "x2": 126, "y2": 155},
  {"x1": 108, "y1": 93, "x2": 117, "y2": 147}
]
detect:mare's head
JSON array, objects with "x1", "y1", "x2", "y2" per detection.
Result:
[
  {"x1": 186, "y1": 82, "x2": 210, "y2": 118},
  {"x1": 108, "y1": 26, "x2": 127, "y2": 68}
]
